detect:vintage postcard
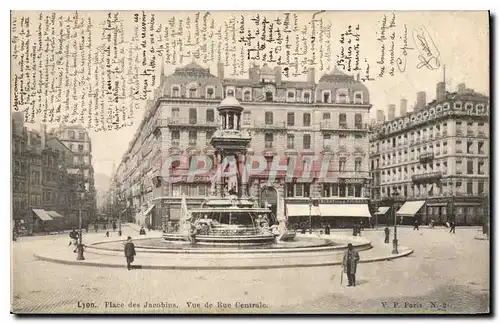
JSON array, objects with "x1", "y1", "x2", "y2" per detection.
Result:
[{"x1": 10, "y1": 10, "x2": 490, "y2": 314}]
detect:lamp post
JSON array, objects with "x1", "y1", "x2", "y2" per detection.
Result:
[
  {"x1": 392, "y1": 188, "x2": 400, "y2": 255},
  {"x1": 308, "y1": 196, "x2": 312, "y2": 234},
  {"x1": 77, "y1": 190, "x2": 86, "y2": 260}
]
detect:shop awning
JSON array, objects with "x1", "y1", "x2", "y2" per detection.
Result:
[
  {"x1": 32, "y1": 209, "x2": 53, "y2": 221},
  {"x1": 286, "y1": 204, "x2": 321, "y2": 217},
  {"x1": 143, "y1": 205, "x2": 155, "y2": 217},
  {"x1": 47, "y1": 211, "x2": 64, "y2": 218},
  {"x1": 319, "y1": 204, "x2": 371, "y2": 218},
  {"x1": 396, "y1": 201, "x2": 426, "y2": 216},
  {"x1": 374, "y1": 207, "x2": 390, "y2": 215}
]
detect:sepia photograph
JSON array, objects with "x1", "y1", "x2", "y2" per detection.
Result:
[{"x1": 10, "y1": 10, "x2": 491, "y2": 314}]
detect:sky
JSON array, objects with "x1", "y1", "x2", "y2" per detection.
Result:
[{"x1": 13, "y1": 11, "x2": 490, "y2": 178}]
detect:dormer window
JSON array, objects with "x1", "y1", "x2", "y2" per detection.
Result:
[
  {"x1": 465, "y1": 102, "x2": 473, "y2": 111},
  {"x1": 188, "y1": 84, "x2": 198, "y2": 98},
  {"x1": 454, "y1": 101, "x2": 462, "y2": 110},
  {"x1": 287, "y1": 90, "x2": 295, "y2": 102},
  {"x1": 206, "y1": 87, "x2": 215, "y2": 99},
  {"x1": 265, "y1": 91, "x2": 273, "y2": 102},
  {"x1": 337, "y1": 89, "x2": 349, "y2": 104},
  {"x1": 322, "y1": 90, "x2": 331, "y2": 103},
  {"x1": 172, "y1": 85, "x2": 180, "y2": 97},
  {"x1": 226, "y1": 87, "x2": 235, "y2": 97},
  {"x1": 243, "y1": 89, "x2": 251, "y2": 101},
  {"x1": 354, "y1": 91, "x2": 363, "y2": 104}
]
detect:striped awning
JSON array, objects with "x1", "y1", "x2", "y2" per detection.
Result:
[{"x1": 32, "y1": 209, "x2": 53, "y2": 221}]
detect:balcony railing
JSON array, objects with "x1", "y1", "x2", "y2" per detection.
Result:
[
  {"x1": 456, "y1": 149, "x2": 463, "y2": 153},
  {"x1": 160, "y1": 118, "x2": 219, "y2": 128},
  {"x1": 320, "y1": 121, "x2": 369, "y2": 131},
  {"x1": 251, "y1": 121, "x2": 286, "y2": 131},
  {"x1": 419, "y1": 152, "x2": 435, "y2": 162},
  {"x1": 411, "y1": 171, "x2": 443, "y2": 183}
]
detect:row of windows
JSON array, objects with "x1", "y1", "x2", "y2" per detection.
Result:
[
  {"x1": 376, "y1": 140, "x2": 487, "y2": 167},
  {"x1": 378, "y1": 180, "x2": 487, "y2": 198},
  {"x1": 169, "y1": 107, "x2": 365, "y2": 128},
  {"x1": 378, "y1": 159, "x2": 486, "y2": 178},
  {"x1": 375, "y1": 120, "x2": 487, "y2": 151}
]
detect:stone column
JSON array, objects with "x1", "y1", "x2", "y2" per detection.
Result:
[
  {"x1": 239, "y1": 153, "x2": 248, "y2": 197},
  {"x1": 216, "y1": 151, "x2": 224, "y2": 197}
]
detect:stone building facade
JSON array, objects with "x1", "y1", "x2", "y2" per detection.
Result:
[
  {"x1": 112, "y1": 62, "x2": 373, "y2": 229},
  {"x1": 369, "y1": 82, "x2": 490, "y2": 225}
]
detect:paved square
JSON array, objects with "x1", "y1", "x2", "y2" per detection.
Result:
[{"x1": 11, "y1": 226, "x2": 490, "y2": 314}]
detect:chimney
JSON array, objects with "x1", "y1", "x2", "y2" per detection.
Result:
[
  {"x1": 436, "y1": 81, "x2": 446, "y2": 101},
  {"x1": 217, "y1": 62, "x2": 224, "y2": 80},
  {"x1": 415, "y1": 91, "x2": 427, "y2": 112},
  {"x1": 388, "y1": 104, "x2": 396, "y2": 121},
  {"x1": 249, "y1": 64, "x2": 260, "y2": 82},
  {"x1": 400, "y1": 98, "x2": 408, "y2": 116},
  {"x1": 457, "y1": 83, "x2": 466, "y2": 94},
  {"x1": 376, "y1": 109, "x2": 385, "y2": 124},
  {"x1": 307, "y1": 67, "x2": 315, "y2": 84},
  {"x1": 274, "y1": 66, "x2": 282, "y2": 85},
  {"x1": 40, "y1": 124, "x2": 47, "y2": 149}
]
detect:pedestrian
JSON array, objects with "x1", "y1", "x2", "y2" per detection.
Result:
[
  {"x1": 105, "y1": 230, "x2": 109, "y2": 238},
  {"x1": 139, "y1": 226, "x2": 146, "y2": 235},
  {"x1": 384, "y1": 226, "x2": 390, "y2": 243},
  {"x1": 342, "y1": 243, "x2": 360, "y2": 287},
  {"x1": 112, "y1": 222, "x2": 117, "y2": 232},
  {"x1": 124, "y1": 236, "x2": 136, "y2": 270},
  {"x1": 449, "y1": 221, "x2": 456, "y2": 234},
  {"x1": 413, "y1": 219, "x2": 420, "y2": 231},
  {"x1": 429, "y1": 219, "x2": 435, "y2": 229},
  {"x1": 69, "y1": 229, "x2": 79, "y2": 252},
  {"x1": 94, "y1": 223, "x2": 98, "y2": 233},
  {"x1": 325, "y1": 223, "x2": 331, "y2": 235},
  {"x1": 352, "y1": 224, "x2": 358, "y2": 237}
]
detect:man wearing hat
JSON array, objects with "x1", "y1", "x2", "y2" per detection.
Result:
[
  {"x1": 124, "y1": 236, "x2": 136, "y2": 270},
  {"x1": 342, "y1": 243, "x2": 360, "y2": 287}
]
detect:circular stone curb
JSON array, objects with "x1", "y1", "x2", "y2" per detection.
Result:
[{"x1": 33, "y1": 248, "x2": 413, "y2": 270}]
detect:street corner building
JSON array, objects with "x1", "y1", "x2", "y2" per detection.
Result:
[
  {"x1": 369, "y1": 81, "x2": 490, "y2": 226},
  {"x1": 12, "y1": 114, "x2": 97, "y2": 234},
  {"x1": 110, "y1": 62, "x2": 374, "y2": 230}
]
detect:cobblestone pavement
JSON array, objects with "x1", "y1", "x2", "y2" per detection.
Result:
[{"x1": 11, "y1": 226, "x2": 490, "y2": 314}]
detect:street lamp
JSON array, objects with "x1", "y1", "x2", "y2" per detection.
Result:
[
  {"x1": 308, "y1": 196, "x2": 312, "y2": 234},
  {"x1": 391, "y1": 188, "x2": 400, "y2": 255},
  {"x1": 77, "y1": 190, "x2": 86, "y2": 261}
]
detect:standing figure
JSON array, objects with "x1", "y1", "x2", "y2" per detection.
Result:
[
  {"x1": 69, "y1": 229, "x2": 79, "y2": 252},
  {"x1": 384, "y1": 227, "x2": 390, "y2": 243},
  {"x1": 352, "y1": 224, "x2": 358, "y2": 237},
  {"x1": 112, "y1": 221, "x2": 117, "y2": 232},
  {"x1": 343, "y1": 243, "x2": 360, "y2": 287},
  {"x1": 105, "y1": 231, "x2": 109, "y2": 237},
  {"x1": 413, "y1": 219, "x2": 420, "y2": 231},
  {"x1": 94, "y1": 223, "x2": 98, "y2": 233},
  {"x1": 449, "y1": 221, "x2": 456, "y2": 234},
  {"x1": 124, "y1": 237, "x2": 136, "y2": 270},
  {"x1": 325, "y1": 224, "x2": 331, "y2": 235}
]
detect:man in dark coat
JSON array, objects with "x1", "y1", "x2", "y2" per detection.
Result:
[
  {"x1": 124, "y1": 237, "x2": 136, "y2": 270},
  {"x1": 413, "y1": 219, "x2": 420, "y2": 231},
  {"x1": 343, "y1": 243, "x2": 360, "y2": 287},
  {"x1": 325, "y1": 224, "x2": 331, "y2": 235},
  {"x1": 384, "y1": 227, "x2": 390, "y2": 243},
  {"x1": 352, "y1": 224, "x2": 358, "y2": 236}
]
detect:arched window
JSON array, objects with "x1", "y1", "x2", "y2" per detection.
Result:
[
  {"x1": 226, "y1": 87, "x2": 235, "y2": 97},
  {"x1": 243, "y1": 90, "x2": 251, "y2": 101},
  {"x1": 206, "y1": 87, "x2": 215, "y2": 99}
]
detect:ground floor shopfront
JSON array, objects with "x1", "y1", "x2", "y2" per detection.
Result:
[{"x1": 373, "y1": 195, "x2": 488, "y2": 226}]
